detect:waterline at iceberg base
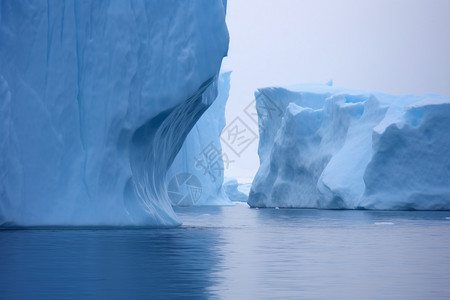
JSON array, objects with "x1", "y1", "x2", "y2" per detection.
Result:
[
  {"x1": 0, "y1": 1, "x2": 229, "y2": 227},
  {"x1": 248, "y1": 83, "x2": 450, "y2": 210}
]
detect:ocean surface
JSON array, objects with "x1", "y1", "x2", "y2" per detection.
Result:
[{"x1": 1, "y1": 204, "x2": 450, "y2": 299}]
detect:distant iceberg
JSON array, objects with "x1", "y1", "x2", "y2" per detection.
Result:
[
  {"x1": 0, "y1": 1, "x2": 229, "y2": 227},
  {"x1": 223, "y1": 177, "x2": 249, "y2": 202},
  {"x1": 249, "y1": 83, "x2": 450, "y2": 210}
]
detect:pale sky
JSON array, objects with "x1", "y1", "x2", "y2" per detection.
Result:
[{"x1": 222, "y1": 0, "x2": 450, "y2": 179}]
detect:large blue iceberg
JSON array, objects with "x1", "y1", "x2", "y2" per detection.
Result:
[
  {"x1": 249, "y1": 83, "x2": 450, "y2": 210},
  {"x1": 0, "y1": 1, "x2": 229, "y2": 227}
]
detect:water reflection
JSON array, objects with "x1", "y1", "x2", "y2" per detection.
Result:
[
  {"x1": 0, "y1": 227, "x2": 224, "y2": 299},
  {"x1": 1, "y1": 206, "x2": 450, "y2": 299}
]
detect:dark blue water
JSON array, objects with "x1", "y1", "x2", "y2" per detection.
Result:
[{"x1": 1, "y1": 204, "x2": 450, "y2": 299}]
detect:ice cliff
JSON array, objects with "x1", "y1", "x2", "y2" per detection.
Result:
[
  {"x1": 248, "y1": 83, "x2": 450, "y2": 210},
  {"x1": 167, "y1": 72, "x2": 232, "y2": 206},
  {"x1": 0, "y1": 1, "x2": 229, "y2": 227}
]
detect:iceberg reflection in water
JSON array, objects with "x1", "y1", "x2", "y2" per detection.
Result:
[{"x1": 1, "y1": 205, "x2": 450, "y2": 299}]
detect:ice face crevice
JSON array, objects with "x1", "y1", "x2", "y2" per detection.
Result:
[
  {"x1": 167, "y1": 72, "x2": 232, "y2": 206},
  {"x1": 128, "y1": 76, "x2": 218, "y2": 225}
]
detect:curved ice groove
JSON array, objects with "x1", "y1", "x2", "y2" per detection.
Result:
[
  {"x1": 129, "y1": 76, "x2": 218, "y2": 226},
  {"x1": 167, "y1": 72, "x2": 232, "y2": 206}
]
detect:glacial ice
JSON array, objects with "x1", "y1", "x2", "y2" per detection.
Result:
[
  {"x1": 0, "y1": 1, "x2": 229, "y2": 227},
  {"x1": 167, "y1": 72, "x2": 232, "y2": 206},
  {"x1": 248, "y1": 83, "x2": 450, "y2": 210},
  {"x1": 223, "y1": 177, "x2": 248, "y2": 202}
]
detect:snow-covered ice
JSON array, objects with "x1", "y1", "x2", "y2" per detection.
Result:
[
  {"x1": 0, "y1": 1, "x2": 229, "y2": 227},
  {"x1": 248, "y1": 83, "x2": 450, "y2": 210}
]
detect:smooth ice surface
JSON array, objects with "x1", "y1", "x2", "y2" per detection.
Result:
[
  {"x1": 0, "y1": 1, "x2": 229, "y2": 227},
  {"x1": 249, "y1": 83, "x2": 450, "y2": 209},
  {"x1": 167, "y1": 72, "x2": 232, "y2": 206}
]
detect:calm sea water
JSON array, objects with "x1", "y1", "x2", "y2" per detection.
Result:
[{"x1": 1, "y1": 204, "x2": 450, "y2": 299}]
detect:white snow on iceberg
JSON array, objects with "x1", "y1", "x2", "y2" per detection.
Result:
[
  {"x1": 248, "y1": 83, "x2": 450, "y2": 210},
  {"x1": 0, "y1": 1, "x2": 229, "y2": 227}
]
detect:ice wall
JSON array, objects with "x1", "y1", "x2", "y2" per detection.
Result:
[
  {"x1": 167, "y1": 72, "x2": 232, "y2": 206},
  {"x1": 0, "y1": 1, "x2": 229, "y2": 227},
  {"x1": 249, "y1": 83, "x2": 450, "y2": 210}
]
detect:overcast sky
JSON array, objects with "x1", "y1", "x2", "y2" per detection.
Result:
[{"x1": 222, "y1": 0, "x2": 450, "y2": 179}]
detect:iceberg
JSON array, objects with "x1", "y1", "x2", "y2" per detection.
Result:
[
  {"x1": 223, "y1": 177, "x2": 248, "y2": 202},
  {"x1": 167, "y1": 72, "x2": 232, "y2": 206},
  {"x1": 0, "y1": 1, "x2": 229, "y2": 227},
  {"x1": 248, "y1": 83, "x2": 450, "y2": 210}
]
